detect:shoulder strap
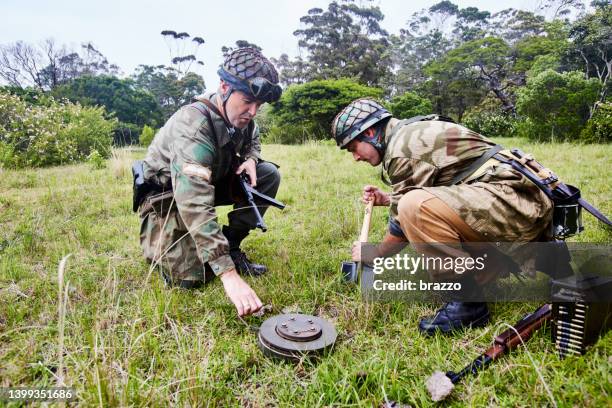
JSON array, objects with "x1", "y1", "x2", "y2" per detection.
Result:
[
  {"x1": 403, "y1": 114, "x2": 456, "y2": 125},
  {"x1": 446, "y1": 144, "x2": 503, "y2": 186},
  {"x1": 189, "y1": 101, "x2": 218, "y2": 140}
]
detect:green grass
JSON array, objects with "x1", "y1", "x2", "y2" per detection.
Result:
[{"x1": 0, "y1": 138, "x2": 610, "y2": 406}]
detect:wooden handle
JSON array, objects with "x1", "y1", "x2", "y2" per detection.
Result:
[{"x1": 358, "y1": 200, "x2": 375, "y2": 242}]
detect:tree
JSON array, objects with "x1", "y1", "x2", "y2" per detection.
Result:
[
  {"x1": 0, "y1": 39, "x2": 119, "y2": 90},
  {"x1": 52, "y1": 75, "x2": 162, "y2": 128},
  {"x1": 160, "y1": 30, "x2": 205, "y2": 75},
  {"x1": 536, "y1": 0, "x2": 585, "y2": 21},
  {"x1": 291, "y1": 0, "x2": 392, "y2": 87},
  {"x1": 132, "y1": 65, "x2": 205, "y2": 120},
  {"x1": 516, "y1": 69, "x2": 600, "y2": 142},
  {"x1": 426, "y1": 37, "x2": 520, "y2": 114},
  {"x1": 568, "y1": 4, "x2": 612, "y2": 103},
  {"x1": 270, "y1": 54, "x2": 309, "y2": 86},
  {"x1": 387, "y1": 92, "x2": 433, "y2": 118},
  {"x1": 268, "y1": 78, "x2": 383, "y2": 143},
  {"x1": 221, "y1": 40, "x2": 262, "y2": 59}
]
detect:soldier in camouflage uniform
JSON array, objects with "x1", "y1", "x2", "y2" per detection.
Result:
[
  {"x1": 331, "y1": 98, "x2": 553, "y2": 335},
  {"x1": 139, "y1": 48, "x2": 283, "y2": 316}
]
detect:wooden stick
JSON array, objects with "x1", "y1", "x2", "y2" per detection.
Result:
[{"x1": 359, "y1": 200, "x2": 375, "y2": 243}]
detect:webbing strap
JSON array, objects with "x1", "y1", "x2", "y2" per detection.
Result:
[
  {"x1": 494, "y1": 153, "x2": 612, "y2": 227},
  {"x1": 446, "y1": 144, "x2": 503, "y2": 186}
]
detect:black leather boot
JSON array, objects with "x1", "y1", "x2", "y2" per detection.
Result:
[
  {"x1": 223, "y1": 226, "x2": 267, "y2": 277},
  {"x1": 230, "y1": 249, "x2": 267, "y2": 277},
  {"x1": 418, "y1": 301, "x2": 490, "y2": 336}
]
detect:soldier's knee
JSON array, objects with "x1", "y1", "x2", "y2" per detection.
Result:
[
  {"x1": 257, "y1": 161, "x2": 281, "y2": 187},
  {"x1": 398, "y1": 189, "x2": 432, "y2": 229}
]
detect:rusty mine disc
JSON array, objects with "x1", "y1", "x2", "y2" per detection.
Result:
[{"x1": 257, "y1": 313, "x2": 337, "y2": 361}]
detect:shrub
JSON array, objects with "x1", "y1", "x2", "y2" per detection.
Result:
[
  {"x1": 387, "y1": 91, "x2": 432, "y2": 118},
  {"x1": 0, "y1": 91, "x2": 117, "y2": 168},
  {"x1": 516, "y1": 70, "x2": 600, "y2": 142},
  {"x1": 462, "y1": 111, "x2": 518, "y2": 138},
  {"x1": 579, "y1": 102, "x2": 612, "y2": 143},
  {"x1": 87, "y1": 149, "x2": 106, "y2": 169},
  {"x1": 268, "y1": 79, "x2": 383, "y2": 144},
  {"x1": 139, "y1": 124, "x2": 156, "y2": 147}
]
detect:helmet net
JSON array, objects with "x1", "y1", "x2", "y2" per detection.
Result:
[
  {"x1": 332, "y1": 98, "x2": 387, "y2": 140},
  {"x1": 222, "y1": 47, "x2": 279, "y2": 84}
]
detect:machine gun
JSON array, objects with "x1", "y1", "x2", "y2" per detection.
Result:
[{"x1": 236, "y1": 172, "x2": 285, "y2": 232}]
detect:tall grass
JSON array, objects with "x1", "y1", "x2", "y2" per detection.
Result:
[{"x1": 0, "y1": 139, "x2": 610, "y2": 406}]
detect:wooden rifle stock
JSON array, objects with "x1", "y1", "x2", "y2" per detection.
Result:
[{"x1": 447, "y1": 304, "x2": 552, "y2": 383}]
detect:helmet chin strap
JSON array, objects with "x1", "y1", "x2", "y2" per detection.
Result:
[
  {"x1": 218, "y1": 86, "x2": 236, "y2": 135},
  {"x1": 359, "y1": 124, "x2": 386, "y2": 156}
]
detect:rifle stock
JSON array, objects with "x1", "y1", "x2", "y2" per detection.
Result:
[{"x1": 447, "y1": 304, "x2": 552, "y2": 383}]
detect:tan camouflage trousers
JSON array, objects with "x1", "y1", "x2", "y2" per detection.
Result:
[{"x1": 397, "y1": 189, "x2": 511, "y2": 284}]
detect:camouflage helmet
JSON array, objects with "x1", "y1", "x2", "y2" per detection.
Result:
[
  {"x1": 217, "y1": 47, "x2": 282, "y2": 103},
  {"x1": 331, "y1": 98, "x2": 391, "y2": 149}
]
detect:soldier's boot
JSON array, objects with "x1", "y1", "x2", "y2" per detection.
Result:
[
  {"x1": 418, "y1": 274, "x2": 489, "y2": 336},
  {"x1": 223, "y1": 226, "x2": 267, "y2": 277},
  {"x1": 418, "y1": 301, "x2": 490, "y2": 336}
]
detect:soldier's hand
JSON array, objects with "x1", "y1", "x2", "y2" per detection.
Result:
[
  {"x1": 220, "y1": 269, "x2": 263, "y2": 316},
  {"x1": 362, "y1": 185, "x2": 390, "y2": 206},
  {"x1": 236, "y1": 158, "x2": 257, "y2": 187}
]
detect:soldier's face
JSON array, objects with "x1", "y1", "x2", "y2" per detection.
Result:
[
  {"x1": 346, "y1": 139, "x2": 381, "y2": 166},
  {"x1": 221, "y1": 83, "x2": 263, "y2": 129}
]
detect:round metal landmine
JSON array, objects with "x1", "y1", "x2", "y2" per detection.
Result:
[{"x1": 258, "y1": 313, "x2": 337, "y2": 360}]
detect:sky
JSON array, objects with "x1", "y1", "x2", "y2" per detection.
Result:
[{"x1": 1, "y1": 0, "x2": 540, "y2": 88}]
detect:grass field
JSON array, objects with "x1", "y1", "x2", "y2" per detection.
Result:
[{"x1": 0, "y1": 138, "x2": 611, "y2": 406}]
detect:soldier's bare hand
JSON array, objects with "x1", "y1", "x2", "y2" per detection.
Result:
[
  {"x1": 236, "y1": 158, "x2": 257, "y2": 187},
  {"x1": 220, "y1": 269, "x2": 263, "y2": 316},
  {"x1": 362, "y1": 185, "x2": 390, "y2": 206}
]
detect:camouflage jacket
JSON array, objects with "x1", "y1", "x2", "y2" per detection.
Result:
[
  {"x1": 142, "y1": 93, "x2": 263, "y2": 275},
  {"x1": 383, "y1": 118, "x2": 553, "y2": 242}
]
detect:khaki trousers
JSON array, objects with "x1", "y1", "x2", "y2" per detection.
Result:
[{"x1": 397, "y1": 189, "x2": 507, "y2": 284}]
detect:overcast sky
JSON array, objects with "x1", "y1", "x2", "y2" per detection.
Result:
[{"x1": 2, "y1": 0, "x2": 540, "y2": 88}]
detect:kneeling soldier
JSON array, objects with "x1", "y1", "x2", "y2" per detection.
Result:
[
  {"x1": 137, "y1": 48, "x2": 282, "y2": 316},
  {"x1": 331, "y1": 99, "x2": 554, "y2": 335}
]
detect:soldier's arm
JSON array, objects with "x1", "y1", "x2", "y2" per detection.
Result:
[{"x1": 169, "y1": 120, "x2": 235, "y2": 277}]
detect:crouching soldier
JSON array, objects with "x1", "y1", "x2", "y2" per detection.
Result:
[
  {"x1": 331, "y1": 98, "x2": 554, "y2": 335},
  {"x1": 136, "y1": 47, "x2": 283, "y2": 316}
]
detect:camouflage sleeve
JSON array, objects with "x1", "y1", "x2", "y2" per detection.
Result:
[
  {"x1": 387, "y1": 157, "x2": 438, "y2": 221},
  {"x1": 169, "y1": 116, "x2": 234, "y2": 276},
  {"x1": 243, "y1": 122, "x2": 262, "y2": 163}
]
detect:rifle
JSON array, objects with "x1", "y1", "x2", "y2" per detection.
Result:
[
  {"x1": 427, "y1": 304, "x2": 552, "y2": 401},
  {"x1": 236, "y1": 171, "x2": 285, "y2": 232}
]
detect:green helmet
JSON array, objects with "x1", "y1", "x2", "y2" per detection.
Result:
[
  {"x1": 217, "y1": 47, "x2": 282, "y2": 103},
  {"x1": 331, "y1": 98, "x2": 391, "y2": 150}
]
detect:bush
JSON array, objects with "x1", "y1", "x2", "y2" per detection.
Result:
[
  {"x1": 462, "y1": 111, "x2": 518, "y2": 137},
  {"x1": 579, "y1": 102, "x2": 612, "y2": 143},
  {"x1": 387, "y1": 92, "x2": 432, "y2": 118},
  {"x1": 516, "y1": 70, "x2": 600, "y2": 142},
  {"x1": 87, "y1": 149, "x2": 106, "y2": 169},
  {"x1": 268, "y1": 79, "x2": 383, "y2": 144},
  {"x1": 139, "y1": 124, "x2": 156, "y2": 147},
  {"x1": 0, "y1": 91, "x2": 117, "y2": 168},
  {"x1": 254, "y1": 104, "x2": 274, "y2": 140}
]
